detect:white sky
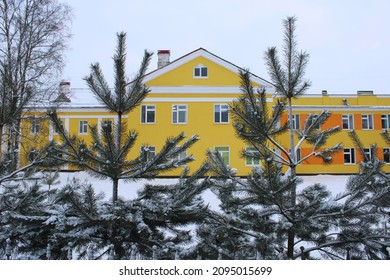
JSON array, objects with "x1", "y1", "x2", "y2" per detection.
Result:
[{"x1": 62, "y1": 0, "x2": 390, "y2": 95}]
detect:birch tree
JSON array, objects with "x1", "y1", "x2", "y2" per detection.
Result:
[{"x1": 0, "y1": 0, "x2": 72, "y2": 171}]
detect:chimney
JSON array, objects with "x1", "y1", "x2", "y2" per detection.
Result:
[
  {"x1": 55, "y1": 81, "x2": 71, "y2": 102},
  {"x1": 59, "y1": 81, "x2": 71, "y2": 95},
  {"x1": 157, "y1": 50, "x2": 170, "y2": 68}
]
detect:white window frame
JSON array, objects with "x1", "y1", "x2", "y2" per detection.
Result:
[
  {"x1": 194, "y1": 64, "x2": 208, "y2": 78},
  {"x1": 310, "y1": 114, "x2": 320, "y2": 130},
  {"x1": 31, "y1": 119, "x2": 40, "y2": 134},
  {"x1": 141, "y1": 104, "x2": 156, "y2": 124},
  {"x1": 141, "y1": 146, "x2": 156, "y2": 162},
  {"x1": 215, "y1": 146, "x2": 230, "y2": 165},
  {"x1": 292, "y1": 114, "x2": 300, "y2": 130},
  {"x1": 245, "y1": 147, "x2": 260, "y2": 166},
  {"x1": 381, "y1": 114, "x2": 390, "y2": 130},
  {"x1": 79, "y1": 120, "x2": 88, "y2": 134},
  {"x1": 363, "y1": 148, "x2": 374, "y2": 162},
  {"x1": 362, "y1": 114, "x2": 373, "y2": 130},
  {"x1": 342, "y1": 114, "x2": 354, "y2": 130},
  {"x1": 172, "y1": 104, "x2": 188, "y2": 124},
  {"x1": 214, "y1": 104, "x2": 229, "y2": 124},
  {"x1": 173, "y1": 148, "x2": 187, "y2": 163},
  {"x1": 344, "y1": 148, "x2": 356, "y2": 164}
]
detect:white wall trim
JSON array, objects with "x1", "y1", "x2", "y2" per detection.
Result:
[
  {"x1": 143, "y1": 97, "x2": 274, "y2": 103},
  {"x1": 149, "y1": 85, "x2": 266, "y2": 94}
]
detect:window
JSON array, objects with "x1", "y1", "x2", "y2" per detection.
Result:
[
  {"x1": 245, "y1": 147, "x2": 260, "y2": 166},
  {"x1": 344, "y1": 148, "x2": 356, "y2": 164},
  {"x1": 342, "y1": 114, "x2": 354, "y2": 130},
  {"x1": 214, "y1": 104, "x2": 229, "y2": 123},
  {"x1": 384, "y1": 148, "x2": 390, "y2": 163},
  {"x1": 194, "y1": 64, "x2": 208, "y2": 78},
  {"x1": 363, "y1": 148, "x2": 374, "y2": 162},
  {"x1": 141, "y1": 105, "x2": 156, "y2": 124},
  {"x1": 382, "y1": 114, "x2": 390, "y2": 130},
  {"x1": 172, "y1": 105, "x2": 187, "y2": 124},
  {"x1": 291, "y1": 114, "x2": 300, "y2": 130},
  {"x1": 54, "y1": 120, "x2": 64, "y2": 134},
  {"x1": 31, "y1": 119, "x2": 40, "y2": 134},
  {"x1": 362, "y1": 114, "x2": 373, "y2": 130},
  {"x1": 174, "y1": 149, "x2": 187, "y2": 163},
  {"x1": 215, "y1": 146, "x2": 230, "y2": 165},
  {"x1": 141, "y1": 146, "x2": 156, "y2": 162},
  {"x1": 79, "y1": 120, "x2": 88, "y2": 134},
  {"x1": 308, "y1": 114, "x2": 320, "y2": 130},
  {"x1": 102, "y1": 120, "x2": 112, "y2": 134}
]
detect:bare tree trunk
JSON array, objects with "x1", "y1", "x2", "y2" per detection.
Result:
[
  {"x1": 112, "y1": 177, "x2": 119, "y2": 203},
  {"x1": 112, "y1": 112, "x2": 122, "y2": 203},
  {"x1": 0, "y1": 124, "x2": 4, "y2": 162},
  {"x1": 287, "y1": 96, "x2": 296, "y2": 259}
]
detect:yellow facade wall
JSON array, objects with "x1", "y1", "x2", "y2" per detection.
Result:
[{"x1": 15, "y1": 49, "x2": 390, "y2": 176}]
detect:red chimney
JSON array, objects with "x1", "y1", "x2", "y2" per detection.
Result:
[{"x1": 157, "y1": 50, "x2": 170, "y2": 68}]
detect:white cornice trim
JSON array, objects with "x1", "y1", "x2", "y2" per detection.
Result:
[
  {"x1": 144, "y1": 97, "x2": 236, "y2": 103},
  {"x1": 144, "y1": 97, "x2": 274, "y2": 103},
  {"x1": 290, "y1": 105, "x2": 390, "y2": 111}
]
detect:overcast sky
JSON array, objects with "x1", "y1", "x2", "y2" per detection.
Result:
[{"x1": 62, "y1": 0, "x2": 390, "y2": 95}]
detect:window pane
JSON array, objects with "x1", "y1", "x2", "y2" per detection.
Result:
[
  {"x1": 216, "y1": 147, "x2": 229, "y2": 164},
  {"x1": 201, "y1": 67, "x2": 208, "y2": 77},
  {"x1": 293, "y1": 114, "x2": 300, "y2": 130},
  {"x1": 214, "y1": 105, "x2": 220, "y2": 123},
  {"x1": 221, "y1": 105, "x2": 229, "y2": 122},
  {"x1": 147, "y1": 110, "x2": 155, "y2": 123},
  {"x1": 382, "y1": 115, "x2": 390, "y2": 129},
  {"x1": 178, "y1": 111, "x2": 186, "y2": 123},
  {"x1": 79, "y1": 121, "x2": 88, "y2": 133},
  {"x1": 141, "y1": 106, "x2": 146, "y2": 123},
  {"x1": 344, "y1": 148, "x2": 355, "y2": 164},
  {"x1": 363, "y1": 148, "x2": 371, "y2": 161},
  {"x1": 344, "y1": 114, "x2": 353, "y2": 130},
  {"x1": 362, "y1": 115, "x2": 373, "y2": 129},
  {"x1": 214, "y1": 111, "x2": 220, "y2": 123},
  {"x1": 246, "y1": 147, "x2": 260, "y2": 166},
  {"x1": 194, "y1": 68, "x2": 200, "y2": 77},
  {"x1": 172, "y1": 105, "x2": 187, "y2": 123}
]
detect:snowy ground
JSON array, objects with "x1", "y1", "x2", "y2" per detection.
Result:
[{"x1": 53, "y1": 172, "x2": 351, "y2": 208}]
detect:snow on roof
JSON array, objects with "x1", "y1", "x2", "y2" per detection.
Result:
[{"x1": 57, "y1": 88, "x2": 103, "y2": 108}]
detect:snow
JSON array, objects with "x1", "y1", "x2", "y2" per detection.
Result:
[
  {"x1": 297, "y1": 174, "x2": 349, "y2": 194},
  {"x1": 52, "y1": 172, "x2": 350, "y2": 209}
]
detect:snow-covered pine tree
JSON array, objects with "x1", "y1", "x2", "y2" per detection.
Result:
[
  {"x1": 46, "y1": 166, "x2": 209, "y2": 260},
  {"x1": 202, "y1": 123, "x2": 390, "y2": 259},
  {"x1": 196, "y1": 151, "x2": 278, "y2": 259},
  {"x1": 262, "y1": 16, "x2": 345, "y2": 258},
  {"x1": 202, "y1": 149, "x2": 313, "y2": 259},
  {"x1": 0, "y1": 180, "x2": 60, "y2": 259},
  {"x1": 225, "y1": 68, "x2": 341, "y2": 258},
  {"x1": 47, "y1": 32, "x2": 199, "y2": 203},
  {"x1": 298, "y1": 147, "x2": 390, "y2": 259}
]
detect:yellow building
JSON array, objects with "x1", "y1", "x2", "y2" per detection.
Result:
[{"x1": 18, "y1": 48, "x2": 390, "y2": 176}]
